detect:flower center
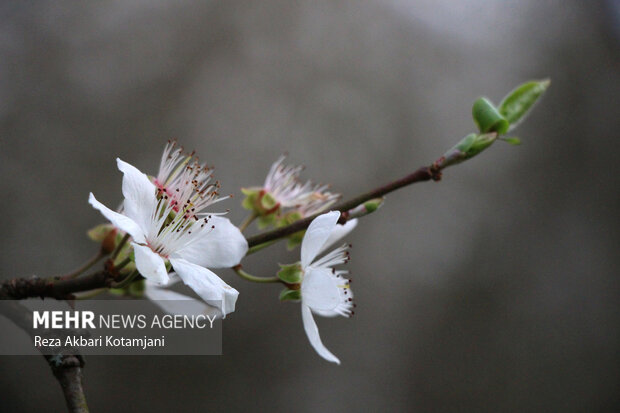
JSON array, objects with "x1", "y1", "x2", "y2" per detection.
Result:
[{"x1": 144, "y1": 140, "x2": 229, "y2": 256}]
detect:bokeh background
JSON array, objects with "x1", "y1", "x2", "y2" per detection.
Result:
[{"x1": 1, "y1": 0, "x2": 618, "y2": 411}]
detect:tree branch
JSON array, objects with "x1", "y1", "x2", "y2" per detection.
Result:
[
  {"x1": 0, "y1": 300, "x2": 89, "y2": 412},
  {"x1": 0, "y1": 163, "x2": 442, "y2": 299},
  {"x1": 48, "y1": 355, "x2": 89, "y2": 413},
  {"x1": 246, "y1": 164, "x2": 441, "y2": 248},
  {"x1": 0, "y1": 270, "x2": 114, "y2": 300}
]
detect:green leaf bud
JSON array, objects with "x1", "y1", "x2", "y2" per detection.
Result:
[
  {"x1": 436, "y1": 132, "x2": 498, "y2": 169},
  {"x1": 277, "y1": 263, "x2": 303, "y2": 284},
  {"x1": 472, "y1": 97, "x2": 510, "y2": 134},
  {"x1": 463, "y1": 132, "x2": 498, "y2": 159},
  {"x1": 499, "y1": 79, "x2": 550, "y2": 127},
  {"x1": 363, "y1": 198, "x2": 384, "y2": 213},
  {"x1": 346, "y1": 198, "x2": 385, "y2": 219}
]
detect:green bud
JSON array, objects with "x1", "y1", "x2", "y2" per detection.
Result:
[
  {"x1": 472, "y1": 98, "x2": 510, "y2": 134},
  {"x1": 437, "y1": 132, "x2": 498, "y2": 169},
  {"x1": 436, "y1": 133, "x2": 476, "y2": 169},
  {"x1": 277, "y1": 263, "x2": 303, "y2": 284},
  {"x1": 499, "y1": 79, "x2": 550, "y2": 127},
  {"x1": 346, "y1": 198, "x2": 385, "y2": 219},
  {"x1": 363, "y1": 198, "x2": 384, "y2": 213},
  {"x1": 454, "y1": 133, "x2": 478, "y2": 153},
  {"x1": 279, "y1": 288, "x2": 301, "y2": 302},
  {"x1": 463, "y1": 132, "x2": 498, "y2": 159}
]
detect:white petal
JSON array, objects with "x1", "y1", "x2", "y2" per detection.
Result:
[
  {"x1": 89, "y1": 193, "x2": 146, "y2": 244},
  {"x1": 133, "y1": 243, "x2": 169, "y2": 285},
  {"x1": 144, "y1": 282, "x2": 220, "y2": 319},
  {"x1": 301, "y1": 267, "x2": 342, "y2": 314},
  {"x1": 117, "y1": 158, "x2": 157, "y2": 233},
  {"x1": 301, "y1": 304, "x2": 340, "y2": 364},
  {"x1": 301, "y1": 211, "x2": 340, "y2": 268},
  {"x1": 169, "y1": 258, "x2": 239, "y2": 317},
  {"x1": 320, "y1": 218, "x2": 358, "y2": 255},
  {"x1": 176, "y1": 217, "x2": 248, "y2": 268}
]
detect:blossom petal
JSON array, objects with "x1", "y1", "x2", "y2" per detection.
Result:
[
  {"x1": 169, "y1": 257, "x2": 239, "y2": 317},
  {"x1": 320, "y1": 218, "x2": 358, "y2": 255},
  {"x1": 176, "y1": 216, "x2": 248, "y2": 268},
  {"x1": 301, "y1": 267, "x2": 342, "y2": 314},
  {"x1": 301, "y1": 211, "x2": 340, "y2": 268},
  {"x1": 144, "y1": 281, "x2": 220, "y2": 319},
  {"x1": 117, "y1": 158, "x2": 157, "y2": 234},
  {"x1": 133, "y1": 243, "x2": 169, "y2": 285},
  {"x1": 89, "y1": 193, "x2": 146, "y2": 244},
  {"x1": 301, "y1": 304, "x2": 340, "y2": 364}
]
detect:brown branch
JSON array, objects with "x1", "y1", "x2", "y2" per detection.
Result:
[
  {"x1": 48, "y1": 355, "x2": 89, "y2": 413},
  {"x1": 246, "y1": 164, "x2": 441, "y2": 248},
  {"x1": 0, "y1": 270, "x2": 114, "y2": 300},
  {"x1": 0, "y1": 164, "x2": 441, "y2": 299},
  {"x1": 0, "y1": 300, "x2": 89, "y2": 412}
]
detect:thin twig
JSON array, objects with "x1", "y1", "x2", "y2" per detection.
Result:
[
  {"x1": 238, "y1": 212, "x2": 258, "y2": 233},
  {"x1": 59, "y1": 251, "x2": 105, "y2": 281},
  {"x1": 232, "y1": 265, "x2": 279, "y2": 283},
  {"x1": 111, "y1": 233, "x2": 130, "y2": 260},
  {"x1": 245, "y1": 165, "x2": 440, "y2": 248}
]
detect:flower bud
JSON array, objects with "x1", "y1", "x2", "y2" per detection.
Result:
[
  {"x1": 277, "y1": 263, "x2": 303, "y2": 284},
  {"x1": 279, "y1": 288, "x2": 302, "y2": 302},
  {"x1": 346, "y1": 198, "x2": 385, "y2": 219}
]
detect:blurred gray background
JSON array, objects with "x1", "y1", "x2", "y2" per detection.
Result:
[{"x1": 1, "y1": 0, "x2": 618, "y2": 411}]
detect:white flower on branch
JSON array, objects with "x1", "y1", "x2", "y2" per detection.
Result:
[
  {"x1": 263, "y1": 155, "x2": 338, "y2": 209},
  {"x1": 299, "y1": 211, "x2": 356, "y2": 364},
  {"x1": 243, "y1": 156, "x2": 340, "y2": 217},
  {"x1": 89, "y1": 153, "x2": 248, "y2": 317}
]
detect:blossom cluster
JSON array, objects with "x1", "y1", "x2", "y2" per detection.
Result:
[{"x1": 89, "y1": 141, "x2": 357, "y2": 363}]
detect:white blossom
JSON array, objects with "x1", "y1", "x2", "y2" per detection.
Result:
[
  {"x1": 249, "y1": 156, "x2": 339, "y2": 213},
  {"x1": 89, "y1": 150, "x2": 247, "y2": 317},
  {"x1": 299, "y1": 211, "x2": 356, "y2": 364}
]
